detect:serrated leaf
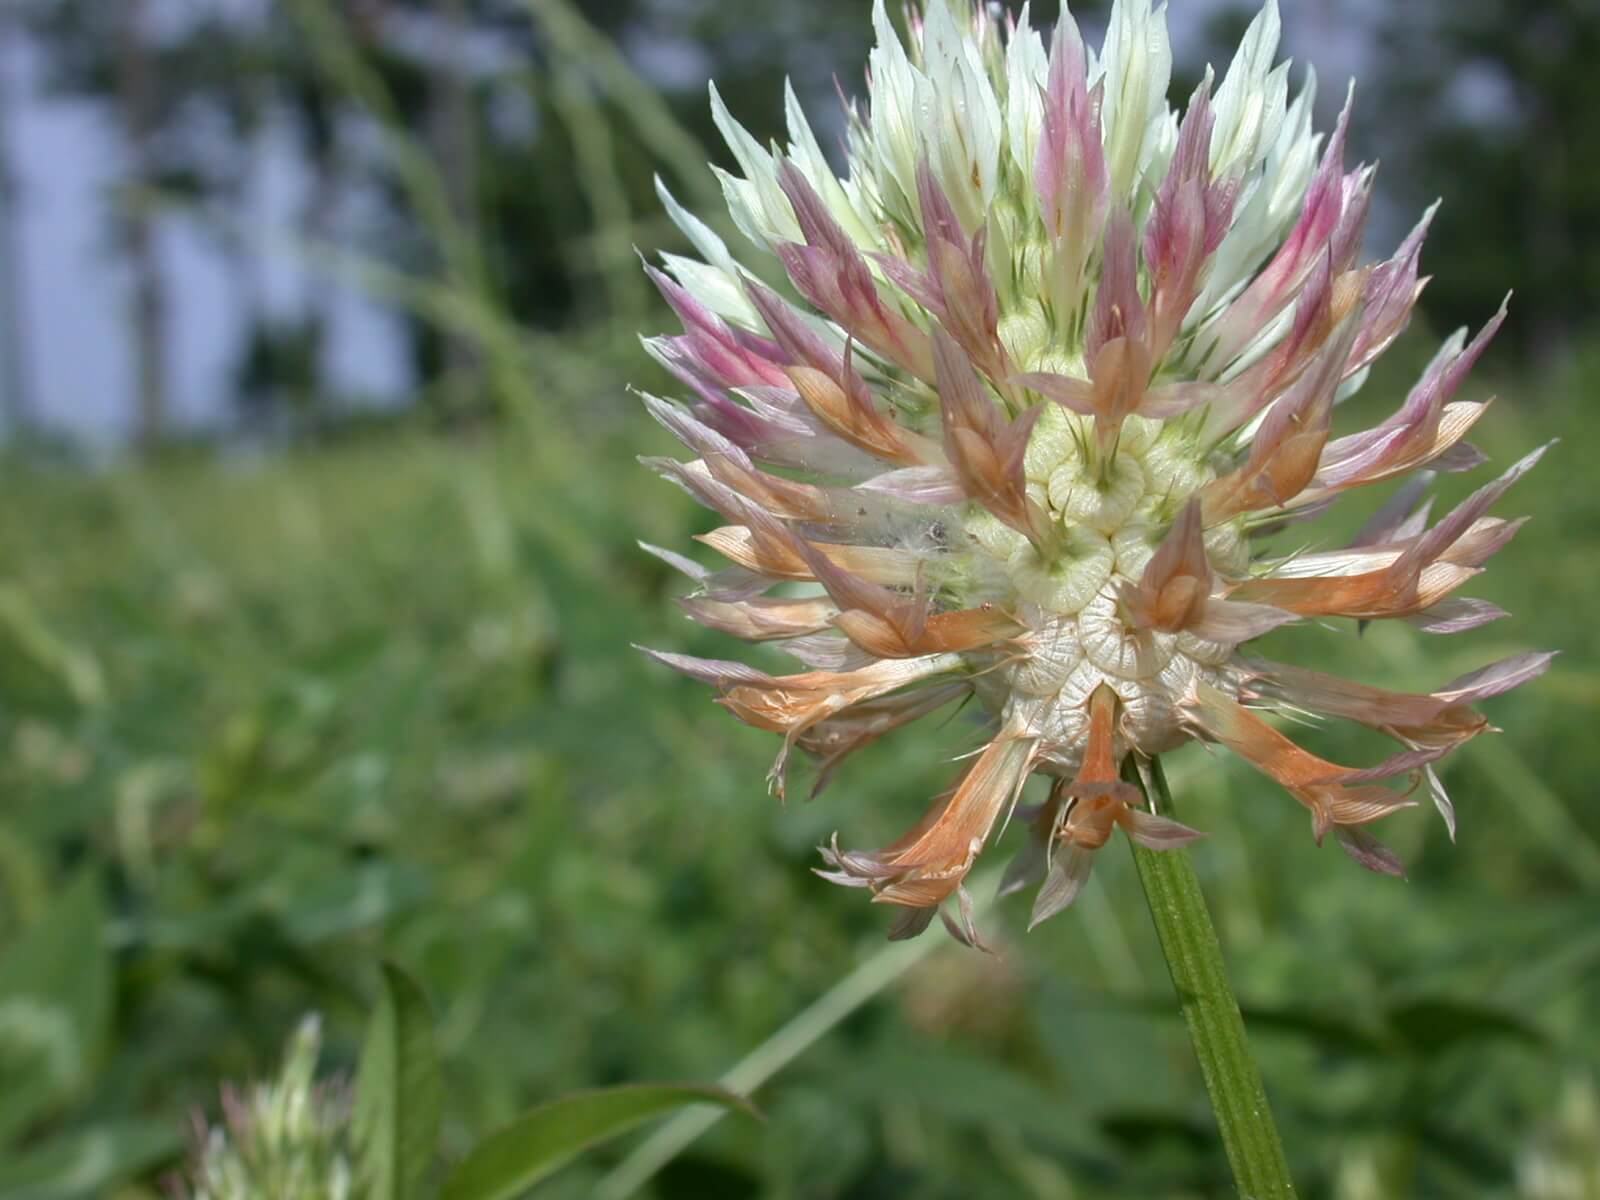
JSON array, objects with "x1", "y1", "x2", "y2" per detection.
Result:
[
  {"x1": 353, "y1": 963, "x2": 442, "y2": 1200},
  {"x1": 439, "y1": 1084, "x2": 759, "y2": 1200},
  {"x1": 0, "y1": 873, "x2": 110, "y2": 1145}
]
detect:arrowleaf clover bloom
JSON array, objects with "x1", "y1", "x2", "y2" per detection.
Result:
[
  {"x1": 176, "y1": 1016, "x2": 353, "y2": 1200},
  {"x1": 638, "y1": 0, "x2": 1551, "y2": 941}
]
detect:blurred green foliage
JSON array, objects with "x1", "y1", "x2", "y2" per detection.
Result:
[
  {"x1": 0, "y1": 325, "x2": 1594, "y2": 1197},
  {"x1": 2, "y1": 0, "x2": 1599, "y2": 1196}
]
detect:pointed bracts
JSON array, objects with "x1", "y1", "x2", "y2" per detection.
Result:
[{"x1": 636, "y1": 0, "x2": 1547, "y2": 942}]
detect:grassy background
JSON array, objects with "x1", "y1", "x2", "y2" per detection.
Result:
[
  {"x1": 0, "y1": 317, "x2": 1595, "y2": 1197},
  {"x1": 2, "y1": 0, "x2": 1598, "y2": 1190}
]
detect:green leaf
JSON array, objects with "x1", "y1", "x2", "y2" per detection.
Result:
[
  {"x1": 0, "y1": 1118, "x2": 179, "y2": 1199},
  {"x1": 440, "y1": 1084, "x2": 759, "y2": 1200},
  {"x1": 0, "y1": 874, "x2": 110, "y2": 1146},
  {"x1": 353, "y1": 962, "x2": 443, "y2": 1200}
]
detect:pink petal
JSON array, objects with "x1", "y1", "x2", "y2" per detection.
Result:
[
  {"x1": 1433, "y1": 651, "x2": 1557, "y2": 705},
  {"x1": 637, "y1": 646, "x2": 778, "y2": 688},
  {"x1": 1086, "y1": 208, "x2": 1146, "y2": 360},
  {"x1": 1348, "y1": 476, "x2": 1435, "y2": 548},
  {"x1": 1119, "y1": 808, "x2": 1207, "y2": 850},
  {"x1": 1405, "y1": 597, "x2": 1510, "y2": 635},
  {"x1": 1336, "y1": 825, "x2": 1407, "y2": 878}
]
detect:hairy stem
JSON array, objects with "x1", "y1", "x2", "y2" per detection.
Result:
[{"x1": 1128, "y1": 756, "x2": 1297, "y2": 1198}]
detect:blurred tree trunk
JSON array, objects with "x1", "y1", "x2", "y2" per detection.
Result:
[
  {"x1": 296, "y1": 134, "x2": 340, "y2": 425},
  {"x1": 0, "y1": 12, "x2": 31, "y2": 437},
  {"x1": 428, "y1": 0, "x2": 481, "y2": 418},
  {"x1": 116, "y1": 0, "x2": 168, "y2": 447},
  {"x1": 232, "y1": 24, "x2": 269, "y2": 390},
  {"x1": 300, "y1": 124, "x2": 340, "y2": 412},
  {"x1": 298, "y1": 0, "x2": 377, "y2": 416}
]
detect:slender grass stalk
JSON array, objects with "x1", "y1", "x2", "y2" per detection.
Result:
[
  {"x1": 591, "y1": 892, "x2": 968, "y2": 1200},
  {"x1": 1127, "y1": 757, "x2": 1297, "y2": 1199},
  {"x1": 285, "y1": 0, "x2": 481, "y2": 297},
  {"x1": 284, "y1": 0, "x2": 539, "y2": 428},
  {"x1": 523, "y1": 0, "x2": 722, "y2": 213},
  {"x1": 546, "y1": 60, "x2": 649, "y2": 321},
  {"x1": 595, "y1": 765, "x2": 1208, "y2": 1196}
]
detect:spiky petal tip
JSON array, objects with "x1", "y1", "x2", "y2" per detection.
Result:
[{"x1": 638, "y1": 0, "x2": 1549, "y2": 941}]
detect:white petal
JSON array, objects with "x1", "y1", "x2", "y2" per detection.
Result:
[
  {"x1": 1190, "y1": 65, "x2": 1319, "y2": 331},
  {"x1": 868, "y1": 0, "x2": 927, "y2": 223},
  {"x1": 1097, "y1": 0, "x2": 1174, "y2": 204},
  {"x1": 1209, "y1": 0, "x2": 1286, "y2": 178},
  {"x1": 709, "y1": 82, "x2": 800, "y2": 248},
  {"x1": 917, "y1": 0, "x2": 1004, "y2": 229},
  {"x1": 1425, "y1": 765, "x2": 1457, "y2": 842},
  {"x1": 1004, "y1": 10, "x2": 1050, "y2": 181},
  {"x1": 783, "y1": 79, "x2": 878, "y2": 248}
]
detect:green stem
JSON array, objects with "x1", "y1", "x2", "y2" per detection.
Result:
[{"x1": 1127, "y1": 757, "x2": 1297, "y2": 1198}]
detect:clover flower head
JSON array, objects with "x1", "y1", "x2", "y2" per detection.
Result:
[
  {"x1": 177, "y1": 1015, "x2": 353, "y2": 1200},
  {"x1": 638, "y1": 0, "x2": 1551, "y2": 942}
]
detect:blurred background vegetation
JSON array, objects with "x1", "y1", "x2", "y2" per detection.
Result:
[{"x1": 0, "y1": 0, "x2": 1595, "y2": 1196}]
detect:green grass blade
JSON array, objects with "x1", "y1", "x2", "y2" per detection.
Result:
[
  {"x1": 440, "y1": 1083, "x2": 758, "y2": 1200},
  {"x1": 354, "y1": 963, "x2": 443, "y2": 1200}
]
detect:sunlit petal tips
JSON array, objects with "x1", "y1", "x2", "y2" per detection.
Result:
[{"x1": 637, "y1": 0, "x2": 1547, "y2": 942}]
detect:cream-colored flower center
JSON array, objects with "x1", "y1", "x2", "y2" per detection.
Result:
[{"x1": 958, "y1": 405, "x2": 1247, "y2": 765}]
